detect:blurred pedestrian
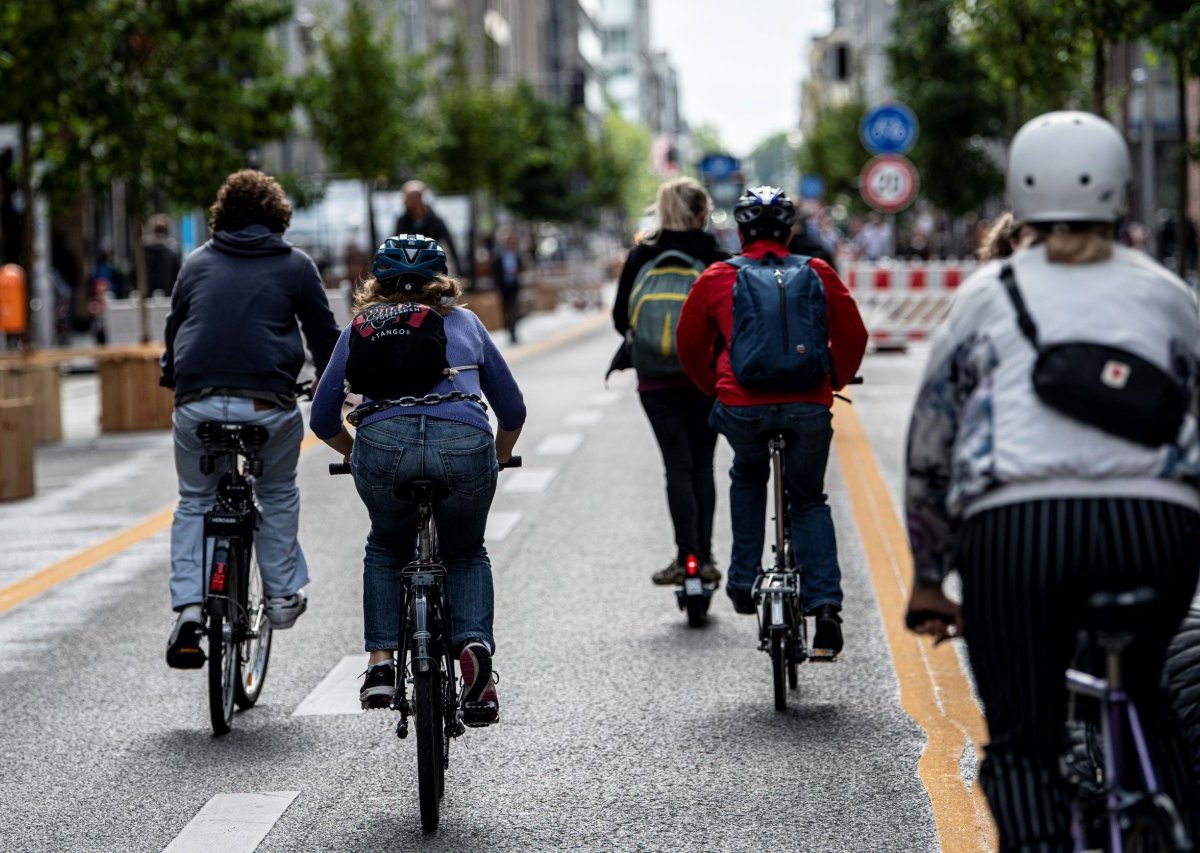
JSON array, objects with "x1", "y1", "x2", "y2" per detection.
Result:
[
  {"x1": 856, "y1": 214, "x2": 891, "y2": 261},
  {"x1": 91, "y1": 250, "x2": 126, "y2": 299},
  {"x1": 392, "y1": 180, "x2": 463, "y2": 278},
  {"x1": 144, "y1": 214, "x2": 182, "y2": 297},
  {"x1": 490, "y1": 228, "x2": 524, "y2": 343}
]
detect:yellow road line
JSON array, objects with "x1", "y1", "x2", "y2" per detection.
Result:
[
  {"x1": 0, "y1": 312, "x2": 608, "y2": 617},
  {"x1": 833, "y1": 399, "x2": 997, "y2": 852},
  {"x1": 0, "y1": 432, "x2": 324, "y2": 617}
]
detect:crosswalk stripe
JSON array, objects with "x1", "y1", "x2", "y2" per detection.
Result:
[
  {"x1": 534, "y1": 433, "x2": 583, "y2": 455},
  {"x1": 584, "y1": 392, "x2": 621, "y2": 406},
  {"x1": 486, "y1": 510, "x2": 522, "y2": 542},
  {"x1": 163, "y1": 791, "x2": 299, "y2": 853},
  {"x1": 292, "y1": 654, "x2": 369, "y2": 716},
  {"x1": 564, "y1": 410, "x2": 603, "y2": 426}
]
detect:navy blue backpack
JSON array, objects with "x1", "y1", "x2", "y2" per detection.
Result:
[{"x1": 726, "y1": 253, "x2": 831, "y2": 391}]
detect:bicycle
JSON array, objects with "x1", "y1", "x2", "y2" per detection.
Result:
[
  {"x1": 1061, "y1": 587, "x2": 1193, "y2": 852},
  {"x1": 330, "y1": 454, "x2": 521, "y2": 832},
  {"x1": 196, "y1": 422, "x2": 273, "y2": 736}
]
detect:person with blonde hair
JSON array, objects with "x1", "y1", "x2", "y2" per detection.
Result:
[
  {"x1": 612, "y1": 177, "x2": 729, "y2": 585},
  {"x1": 904, "y1": 111, "x2": 1200, "y2": 847},
  {"x1": 310, "y1": 234, "x2": 525, "y2": 723}
]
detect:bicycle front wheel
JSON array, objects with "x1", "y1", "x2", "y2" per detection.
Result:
[
  {"x1": 235, "y1": 548, "x2": 272, "y2": 709},
  {"x1": 207, "y1": 597, "x2": 236, "y2": 735},
  {"x1": 414, "y1": 666, "x2": 443, "y2": 831}
]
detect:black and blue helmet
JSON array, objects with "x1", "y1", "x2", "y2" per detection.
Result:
[
  {"x1": 733, "y1": 186, "x2": 796, "y2": 239},
  {"x1": 372, "y1": 234, "x2": 448, "y2": 291}
]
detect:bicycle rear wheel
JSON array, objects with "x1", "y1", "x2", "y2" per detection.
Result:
[
  {"x1": 235, "y1": 548, "x2": 272, "y2": 709},
  {"x1": 414, "y1": 665, "x2": 442, "y2": 831},
  {"x1": 207, "y1": 597, "x2": 236, "y2": 735}
]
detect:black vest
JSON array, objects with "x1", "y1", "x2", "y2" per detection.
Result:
[{"x1": 345, "y1": 303, "x2": 450, "y2": 400}]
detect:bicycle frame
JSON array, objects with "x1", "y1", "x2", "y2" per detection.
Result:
[
  {"x1": 203, "y1": 468, "x2": 258, "y2": 642},
  {"x1": 754, "y1": 436, "x2": 806, "y2": 654}
]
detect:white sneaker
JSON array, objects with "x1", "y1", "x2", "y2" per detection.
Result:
[{"x1": 266, "y1": 590, "x2": 307, "y2": 629}]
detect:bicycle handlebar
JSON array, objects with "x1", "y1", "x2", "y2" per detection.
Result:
[{"x1": 499, "y1": 455, "x2": 522, "y2": 470}]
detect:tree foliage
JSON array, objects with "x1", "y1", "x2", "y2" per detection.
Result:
[
  {"x1": 889, "y1": 0, "x2": 1005, "y2": 213},
  {"x1": 798, "y1": 100, "x2": 871, "y2": 216}
]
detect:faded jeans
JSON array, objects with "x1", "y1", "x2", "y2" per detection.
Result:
[
  {"x1": 170, "y1": 396, "x2": 309, "y2": 610},
  {"x1": 708, "y1": 401, "x2": 843, "y2": 613},
  {"x1": 351, "y1": 415, "x2": 498, "y2": 653}
]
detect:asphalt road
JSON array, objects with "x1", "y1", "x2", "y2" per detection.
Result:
[{"x1": 0, "y1": 314, "x2": 961, "y2": 852}]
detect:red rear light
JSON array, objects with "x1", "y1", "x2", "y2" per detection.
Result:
[
  {"x1": 210, "y1": 563, "x2": 227, "y2": 593},
  {"x1": 685, "y1": 555, "x2": 699, "y2": 577}
]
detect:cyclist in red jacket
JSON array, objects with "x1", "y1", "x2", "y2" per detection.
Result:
[{"x1": 676, "y1": 187, "x2": 867, "y2": 656}]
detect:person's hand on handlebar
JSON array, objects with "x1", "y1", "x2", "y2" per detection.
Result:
[{"x1": 905, "y1": 583, "x2": 962, "y2": 645}]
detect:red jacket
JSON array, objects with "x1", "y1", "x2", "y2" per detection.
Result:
[{"x1": 676, "y1": 239, "x2": 868, "y2": 407}]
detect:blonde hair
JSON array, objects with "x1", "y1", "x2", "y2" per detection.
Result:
[
  {"x1": 979, "y1": 212, "x2": 1024, "y2": 262},
  {"x1": 352, "y1": 273, "x2": 463, "y2": 315},
  {"x1": 645, "y1": 178, "x2": 711, "y2": 240},
  {"x1": 1029, "y1": 223, "x2": 1114, "y2": 264}
]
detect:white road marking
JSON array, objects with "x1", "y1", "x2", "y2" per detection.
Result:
[
  {"x1": 163, "y1": 791, "x2": 299, "y2": 853},
  {"x1": 501, "y1": 468, "x2": 557, "y2": 494},
  {"x1": 292, "y1": 654, "x2": 369, "y2": 716},
  {"x1": 534, "y1": 432, "x2": 584, "y2": 455},
  {"x1": 585, "y1": 392, "x2": 621, "y2": 406},
  {"x1": 486, "y1": 510, "x2": 522, "y2": 542},
  {"x1": 565, "y1": 409, "x2": 603, "y2": 426}
]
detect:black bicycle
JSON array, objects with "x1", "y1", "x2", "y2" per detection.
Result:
[
  {"x1": 331, "y1": 455, "x2": 521, "y2": 832},
  {"x1": 1061, "y1": 587, "x2": 1192, "y2": 852},
  {"x1": 197, "y1": 422, "x2": 273, "y2": 736}
]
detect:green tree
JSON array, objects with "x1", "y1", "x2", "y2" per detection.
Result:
[
  {"x1": 498, "y1": 81, "x2": 588, "y2": 222},
  {"x1": 303, "y1": 0, "x2": 431, "y2": 247},
  {"x1": 798, "y1": 100, "x2": 871, "y2": 216},
  {"x1": 889, "y1": 0, "x2": 1005, "y2": 214},
  {"x1": 585, "y1": 108, "x2": 655, "y2": 229}
]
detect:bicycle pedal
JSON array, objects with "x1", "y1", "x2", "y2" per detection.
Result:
[{"x1": 808, "y1": 649, "x2": 838, "y2": 662}]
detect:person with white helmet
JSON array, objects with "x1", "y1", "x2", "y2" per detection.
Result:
[{"x1": 902, "y1": 111, "x2": 1200, "y2": 847}]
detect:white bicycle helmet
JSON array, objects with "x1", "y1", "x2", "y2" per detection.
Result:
[{"x1": 1007, "y1": 111, "x2": 1131, "y2": 224}]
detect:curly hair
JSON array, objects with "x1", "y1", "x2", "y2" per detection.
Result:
[
  {"x1": 352, "y1": 273, "x2": 463, "y2": 316},
  {"x1": 208, "y1": 169, "x2": 292, "y2": 234}
]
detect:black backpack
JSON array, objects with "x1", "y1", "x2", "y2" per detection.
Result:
[{"x1": 345, "y1": 303, "x2": 450, "y2": 400}]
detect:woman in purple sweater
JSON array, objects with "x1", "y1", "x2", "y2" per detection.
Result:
[{"x1": 311, "y1": 235, "x2": 525, "y2": 724}]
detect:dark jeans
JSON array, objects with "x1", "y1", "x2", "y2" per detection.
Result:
[
  {"x1": 499, "y1": 286, "x2": 520, "y2": 341},
  {"x1": 638, "y1": 386, "x2": 718, "y2": 565},
  {"x1": 708, "y1": 401, "x2": 841, "y2": 612}
]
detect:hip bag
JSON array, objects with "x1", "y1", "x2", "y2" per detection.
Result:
[{"x1": 999, "y1": 262, "x2": 1188, "y2": 448}]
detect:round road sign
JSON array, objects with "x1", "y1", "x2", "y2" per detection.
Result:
[
  {"x1": 860, "y1": 102, "x2": 919, "y2": 156},
  {"x1": 860, "y1": 155, "x2": 920, "y2": 214}
]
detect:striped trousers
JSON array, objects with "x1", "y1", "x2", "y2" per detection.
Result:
[{"x1": 957, "y1": 497, "x2": 1200, "y2": 853}]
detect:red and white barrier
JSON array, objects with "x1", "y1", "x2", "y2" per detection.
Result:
[{"x1": 841, "y1": 260, "x2": 977, "y2": 349}]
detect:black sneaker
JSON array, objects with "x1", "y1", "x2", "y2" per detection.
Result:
[
  {"x1": 726, "y1": 584, "x2": 757, "y2": 615},
  {"x1": 811, "y1": 605, "x2": 843, "y2": 660},
  {"x1": 459, "y1": 642, "x2": 499, "y2": 727},
  {"x1": 360, "y1": 661, "x2": 396, "y2": 709},
  {"x1": 166, "y1": 611, "x2": 206, "y2": 669}
]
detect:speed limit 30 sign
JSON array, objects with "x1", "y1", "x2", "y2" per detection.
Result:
[{"x1": 860, "y1": 155, "x2": 920, "y2": 214}]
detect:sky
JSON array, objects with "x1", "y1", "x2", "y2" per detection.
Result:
[{"x1": 648, "y1": 0, "x2": 834, "y2": 159}]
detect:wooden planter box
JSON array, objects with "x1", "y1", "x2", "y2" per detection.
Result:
[
  {"x1": 461, "y1": 291, "x2": 504, "y2": 332},
  {"x1": 0, "y1": 398, "x2": 35, "y2": 500},
  {"x1": 98, "y1": 346, "x2": 174, "y2": 432},
  {"x1": 0, "y1": 359, "x2": 62, "y2": 443}
]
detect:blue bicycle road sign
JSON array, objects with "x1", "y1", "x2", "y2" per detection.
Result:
[{"x1": 860, "y1": 103, "x2": 919, "y2": 156}]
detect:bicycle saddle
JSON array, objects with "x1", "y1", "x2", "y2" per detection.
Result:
[
  {"x1": 1083, "y1": 586, "x2": 1157, "y2": 633},
  {"x1": 753, "y1": 428, "x2": 798, "y2": 444},
  {"x1": 395, "y1": 479, "x2": 449, "y2": 504},
  {"x1": 197, "y1": 423, "x2": 270, "y2": 455}
]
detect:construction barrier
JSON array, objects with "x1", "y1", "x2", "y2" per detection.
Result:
[{"x1": 842, "y1": 260, "x2": 977, "y2": 349}]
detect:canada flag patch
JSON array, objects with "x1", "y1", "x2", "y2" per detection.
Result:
[{"x1": 1100, "y1": 359, "x2": 1131, "y2": 389}]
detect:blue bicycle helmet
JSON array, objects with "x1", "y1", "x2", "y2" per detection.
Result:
[
  {"x1": 733, "y1": 186, "x2": 797, "y2": 240},
  {"x1": 372, "y1": 233, "x2": 448, "y2": 292}
]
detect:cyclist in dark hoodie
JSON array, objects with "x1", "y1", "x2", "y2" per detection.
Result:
[{"x1": 161, "y1": 169, "x2": 340, "y2": 669}]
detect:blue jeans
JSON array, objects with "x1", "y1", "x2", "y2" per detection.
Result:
[
  {"x1": 170, "y1": 397, "x2": 309, "y2": 610},
  {"x1": 351, "y1": 415, "x2": 498, "y2": 653},
  {"x1": 708, "y1": 401, "x2": 842, "y2": 613}
]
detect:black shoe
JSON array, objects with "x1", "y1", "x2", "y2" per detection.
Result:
[
  {"x1": 166, "y1": 612, "x2": 206, "y2": 669},
  {"x1": 459, "y1": 642, "x2": 499, "y2": 727},
  {"x1": 360, "y1": 661, "x2": 396, "y2": 709},
  {"x1": 811, "y1": 605, "x2": 843, "y2": 660},
  {"x1": 726, "y1": 584, "x2": 757, "y2": 615}
]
